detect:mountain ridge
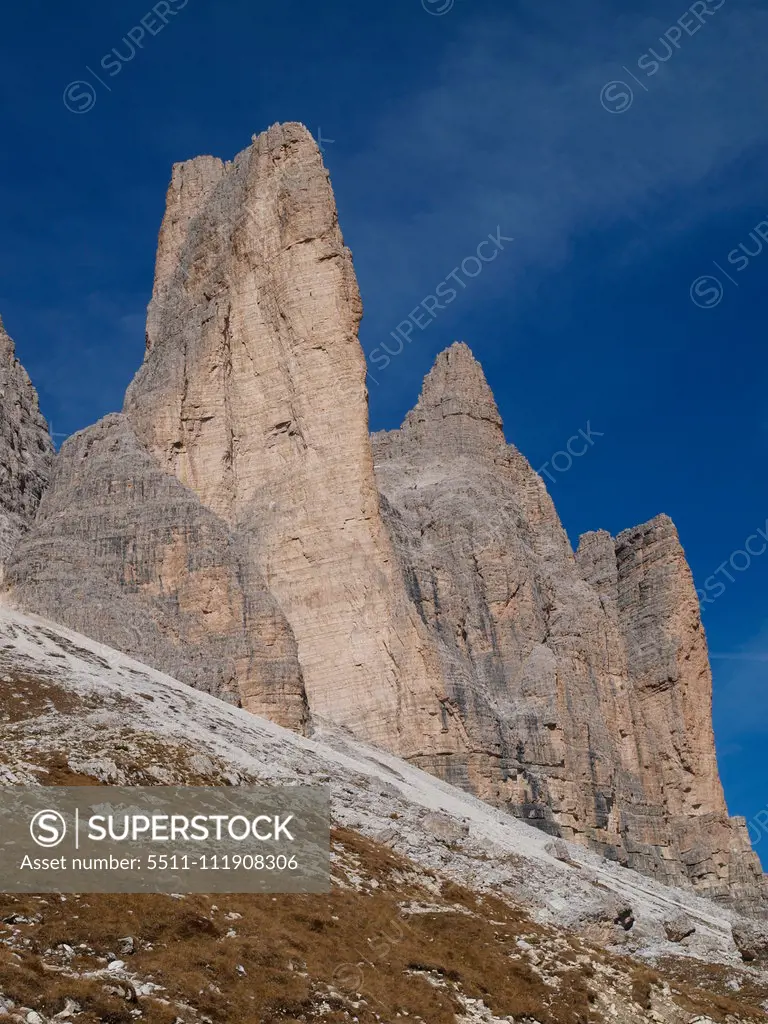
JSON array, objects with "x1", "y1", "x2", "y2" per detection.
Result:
[{"x1": 1, "y1": 122, "x2": 763, "y2": 907}]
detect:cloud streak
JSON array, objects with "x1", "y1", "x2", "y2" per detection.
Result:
[{"x1": 340, "y1": 0, "x2": 768, "y2": 345}]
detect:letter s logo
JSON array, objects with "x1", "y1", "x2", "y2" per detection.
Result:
[{"x1": 30, "y1": 810, "x2": 67, "y2": 848}]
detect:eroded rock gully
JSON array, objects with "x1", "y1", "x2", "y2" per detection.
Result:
[{"x1": 2, "y1": 123, "x2": 764, "y2": 905}]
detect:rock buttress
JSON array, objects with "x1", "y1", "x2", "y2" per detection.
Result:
[
  {"x1": 0, "y1": 317, "x2": 54, "y2": 583},
  {"x1": 7, "y1": 414, "x2": 308, "y2": 730},
  {"x1": 374, "y1": 343, "x2": 764, "y2": 901},
  {"x1": 122, "y1": 123, "x2": 457, "y2": 758}
]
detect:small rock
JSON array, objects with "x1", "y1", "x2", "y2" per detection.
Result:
[
  {"x1": 421, "y1": 811, "x2": 469, "y2": 845},
  {"x1": 106, "y1": 959, "x2": 126, "y2": 972},
  {"x1": 118, "y1": 936, "x2": 135, "y2": 955},
  {"x1": 613, "y1": 904, "x2": 635, "y2": 931},
  {"x1": 732, "y1": 921, "x2": 768, "y2": 962},
  {"x1": 663, "y1": 912, "x2": 695, "y2": 943},
  {"x1": 545, "y1": 839, "x2": 573, "y2": 864},
  {"x1": 52, "y1": 999, "x2": 80, "y2": 1021},
  {"x1": 25, "y1": 1012, "x2": 45, "y2": 1024}
]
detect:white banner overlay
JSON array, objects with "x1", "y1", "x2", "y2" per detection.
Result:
[{"x1": 0, "y1": 787, "x2": 329, "y2": 893}]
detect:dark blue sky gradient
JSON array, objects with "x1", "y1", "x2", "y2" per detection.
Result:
[{"x1": 1, "y1": 0, "x2": 766, "y2": 859}]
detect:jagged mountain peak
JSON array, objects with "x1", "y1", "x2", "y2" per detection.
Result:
[
  {"x1": 4, "y1": 130, "x2": 764, "y2": 906},
  {"x1": 616, "y1": 512, "x2": 676, "y2": 547},
  {"x1": 399, "y1": 342, "x2": 505, "y2": 453},
  {"x1": 165, "y1": 121, "x2": 321, "y2": 193}
]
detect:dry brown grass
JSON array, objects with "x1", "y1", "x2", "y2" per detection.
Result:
[
  {"x1": 653, "y1": 955, "x2": 768, "y2": 1023},
  {"x1": 0, "y1": 664, "x2": 765, "y2": 1022},
  {"x1": 0, "y1": 672, "x2": 88, "y2": 724},
  {"x1": 0, "y1": 828, "x2": 765, "y2": 1023},
  {"x1": 0, "y1": 828, "x2": 600, "y2": 1024}
]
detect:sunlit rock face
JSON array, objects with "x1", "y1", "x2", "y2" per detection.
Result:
[
  {"x1": 6, "y1": 413, "x2": 308, "y2": 731},
  {"x1": 373, "y1": 343, "x2": 764, "y2": 901},
  {"x1": 5, "y1": 125, "x2": 764, "y2": 903}
]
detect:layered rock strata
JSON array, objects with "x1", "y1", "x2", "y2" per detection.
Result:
[
  {"x1": 7, "y1": 414, "x2": 307, "y2": 729},
  {"x1": 120, "y1": 122, "x2": 456, "y2": 757},
  {"x1": 373, "y1": 343, "x2": 762, "y2": 900},
  {"x1": 4, "y1": 124, "x2": 763, "y2": 902},
  {"x1": 0, "y1": 318, "x2": 54, "y2": 583}
]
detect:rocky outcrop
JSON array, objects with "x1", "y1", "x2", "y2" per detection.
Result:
[
  {"x1": 121, "y1": 122, "x2": 455, "y2": 758},
  {"x1": 6, "y1": 414, "x2": 307, "y2": 729},
  {"x1": 373, "y1": 343, "x2": 764, "y2": 900},
  {"x1": 373, "y1": 345, "x2": 636, "y2": 837},
  {"x1": 732, "y1": 920, "x2": 768, "y2": 961},
  {"x1": 4, "y1": 125, "x2": 764, "y2": 904},
  {"x1": 576, "y1": 517, "x2": 761, "y2": 902},
  {"x1": 0, "y1": 318, "x2": 53, "y2": 582}
]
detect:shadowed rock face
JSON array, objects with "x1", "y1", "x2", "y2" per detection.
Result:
[
  {"x1": 6, "y1": 414, "x2": 308, "y2": 731},
  {"x1": 0, "y1": 319, "x2": 54, "y2": 582},
  {"x1": 579, "y1": 518, "x2": 762, "y2": 906},
  {"x1": 373, "y1": 343, "x2": 764, "y2": 902},
  {"x1": 4, "y1": 125, "x2": 764, "y2": 902}
]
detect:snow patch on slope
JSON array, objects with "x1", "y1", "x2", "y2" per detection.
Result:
[{"x1": 0, "y1": 603, "x2": 750, "y2": 965}]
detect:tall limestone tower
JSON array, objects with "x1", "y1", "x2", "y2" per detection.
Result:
[{"x1": 4, "y1": 124, "x2": 764, "y2": 904}]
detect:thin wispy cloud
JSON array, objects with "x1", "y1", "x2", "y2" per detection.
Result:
[{"x1": 342, "y1": 0, "x2": 768, "y2": 337}]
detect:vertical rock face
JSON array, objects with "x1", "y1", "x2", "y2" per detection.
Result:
[
  {"x1": 374, "y1": 343, "x2": 764, "y2": 899},
  {"x1": 4, "y1": 126, "x2": 763, "y2": 903},
  {"x1": 0, "y1": 318, "x2": 54, "y2": 583},
  {"x1": 613, "y1": 515, "x2": 725, "y2": 822},
  {"x1": 373, "y1": 345, "x2": 635, "y2": 847},
  {"x1": 122, "y1": 122, "x2": 457, "y2": 757},
  {"x1": 577, "y1": 517, "x2": 761, "y2": 903},
  {"x1": 6, "y1": 414, "x2": 307, "y2": 730}
]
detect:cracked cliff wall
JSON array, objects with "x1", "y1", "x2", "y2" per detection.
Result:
[
  {"x1": 6, "y1": 414, "x2": 308, "y2": 730},
  {"x1": 4, "y1": 124, "x2": 763, "y2": 903},
  {"x1": 578, "y1": 519, "x2": 762, "y2": 904},
  {"x1": 0, "y1": 318, "x2": 54, "y2": 585},
  {"x1": 374, "y1": 343, "x2": 764, "y2": 901},
  {"x1": 121, "y1": 122, "x2": 460, "y2": 759}
]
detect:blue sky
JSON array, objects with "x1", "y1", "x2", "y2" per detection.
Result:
[{"x1": 1, "y1": 0, "x2": 767, "y2": 860}]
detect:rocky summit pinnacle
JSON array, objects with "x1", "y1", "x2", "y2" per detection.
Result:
[
  {"x1": 3, "y1": 123, "x2": 764, "y2": 906},
  {"x1": 400, "y1": 342, "x2": 505, "y2": 453}
]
